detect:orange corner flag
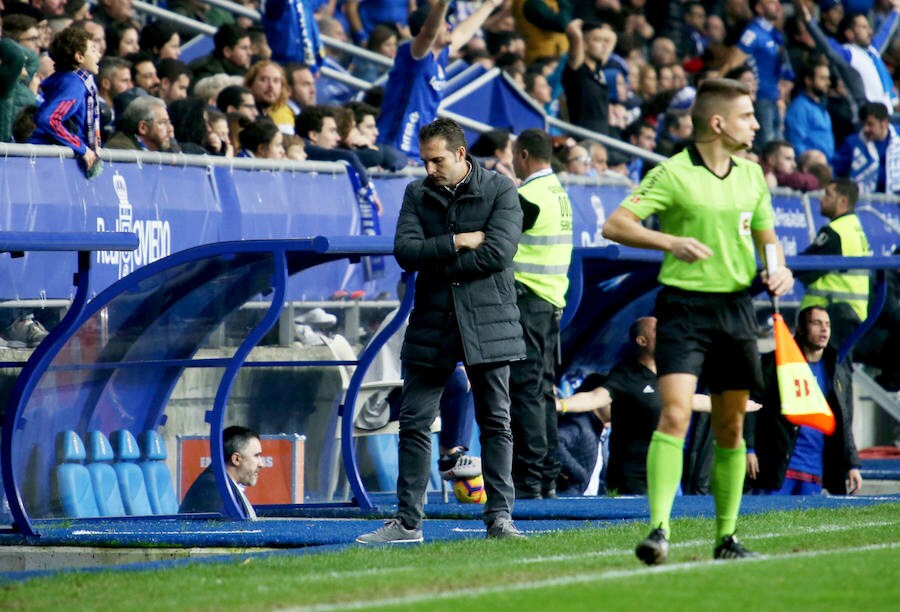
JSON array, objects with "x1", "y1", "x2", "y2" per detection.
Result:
[{"x1": 773, "y1": 313, "x2": 836, "y2": 435}]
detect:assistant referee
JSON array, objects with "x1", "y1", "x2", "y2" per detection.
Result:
[{"x1": 603, "y1": 78, "x2": 794, "y2": 564}]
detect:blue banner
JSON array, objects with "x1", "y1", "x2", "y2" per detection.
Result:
[{"x1": 2, "y1": 156, "x2": 897, "y2": 306}]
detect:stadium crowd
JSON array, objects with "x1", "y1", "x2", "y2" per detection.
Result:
[{"x1": 3, "y1": 0, "x2": 900, "y2": 190}]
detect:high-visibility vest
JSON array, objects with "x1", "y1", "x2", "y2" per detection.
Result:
[
  {"x1": 801, "y1": 213, "x2": 871, "y2": 320},
  {"x1": 513, "y1": 172, "x2": 573, "y2": 308}
]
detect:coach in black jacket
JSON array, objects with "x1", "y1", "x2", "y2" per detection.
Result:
[
  {"x1": 357, "y1": 118, "x2": 526, "y2": 544},
  {"x1": 746, "y1": 306, "x2": 862, "y2": 495}
]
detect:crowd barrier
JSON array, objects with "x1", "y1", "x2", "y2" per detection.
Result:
[{"x1": 1, "y1": 149, "x2": 897, "y2": 305}]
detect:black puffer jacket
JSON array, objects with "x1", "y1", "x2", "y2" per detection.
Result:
[
  {"x1": 746, "y1": 348, "x2": 860, "y2": 494},
  {"x1": 394, "y1": 158, "x2": 525, "y2": 367}
]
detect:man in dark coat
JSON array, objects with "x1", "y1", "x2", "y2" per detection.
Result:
[
  {"x1": 746, "y1": 306, "x2": 862, "y2": 495},
  {"x1": 357, "y1": 118, "x2": 527, "y2": 543}
]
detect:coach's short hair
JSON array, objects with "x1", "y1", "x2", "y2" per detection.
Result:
[
  {"x1": 223, "y1": 426, "x2": 260, "y2": 463},
  {"x1": 691, "y1": 77, "x2": 751, "y2": 139},
  {"x1": 419, "y1": 118, "x2": 467, "y2": 152}
]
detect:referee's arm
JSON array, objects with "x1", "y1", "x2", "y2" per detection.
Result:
[
  {"x1": 602, "y1": 207, "x2": 712, "y2": 263},
  {"x1": 752, "y1": 228, "x2": 794, "y2": 297}
]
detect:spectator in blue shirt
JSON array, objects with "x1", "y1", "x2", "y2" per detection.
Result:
[
  {"x1": 802, "y1": 0, "x2": 900, "y2": 114},
  {"x1": 344, "y1": 0, "x2": 411, "y2": 46},
  {"x1": 785, "y1": 56, "x2": 835, "y2": 163},
  {"x1": 376, "y1": 0, "x2": 503, "y2": 160},
  {"x1": 719, "y1": 0, "x2": 795, "y2": 148},
  {"x1": 261, "y1": 0, "x2": 326, "y2": 73}
]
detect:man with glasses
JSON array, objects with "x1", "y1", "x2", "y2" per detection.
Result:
[
  {"x1": 106, "y1": 95, "x2": 176, "y2": 152},
  {"x1": 562, "y1": 144, "x2": 594, "y2": 176}
]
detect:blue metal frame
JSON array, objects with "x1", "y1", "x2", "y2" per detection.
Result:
[
  {"x1": 0, "y1": 232, "x2": 138, "y2": 537},
  {"x1": 338, "y1": 270, "x2": 415, "y2": 510},
  {"x1": 2, "y1": 235, "x2": 406, "y2": 536},
  {"x1": 785, "y1": 255, "x2": 897, "y2": 363}
]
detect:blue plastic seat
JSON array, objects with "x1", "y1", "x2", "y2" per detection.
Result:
[
  {"x1": 85, "y1": 431, "x2": 125, "y2": 517},
  {"x1": 52, "y1": 431, "x2": 99, "y2": 518},
  {"x1": 109, "y1": 430, "x2": 153, "y2": 516},
  {"x1": 138, "y1": 430, "x2": 178, "y2": 515}
]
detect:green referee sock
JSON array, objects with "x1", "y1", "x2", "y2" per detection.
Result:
[
  {"x1": 711, "y1": 441, "x2": 747, "y2": 544},
  {"x1": 646, "y1": 430, "x2": 685, "y2": 535}
]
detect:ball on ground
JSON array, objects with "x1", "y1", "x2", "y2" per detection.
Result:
[{"x1": 453, "y1": 475, "x2": 487, "y2": 503}]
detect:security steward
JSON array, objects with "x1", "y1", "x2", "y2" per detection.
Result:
[
  {"x1": 798, "y1": 178, "x2": 872, "y2": 351},
  {"x1": 508, "y1": 128, "x2": 574, "y2": 499}
]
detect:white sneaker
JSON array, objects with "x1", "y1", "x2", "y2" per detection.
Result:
[
  {"x1": 356, "y1": 518, "x2": 423, "y2": 544},
  {"x1": 439, "y1": 453, "x2": 482, "y2": 480}
]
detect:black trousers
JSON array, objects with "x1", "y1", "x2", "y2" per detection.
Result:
[
  {"x1": 395, "y1": 361, "x2": 515, "y2": 529},
  {"x1": 508, "y1": 287, "x2": 561, "y2": 498}
]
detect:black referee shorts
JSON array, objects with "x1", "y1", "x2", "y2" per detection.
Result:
[{"x1": 654, "y1": 286, "x2": 762, "y2": 394}]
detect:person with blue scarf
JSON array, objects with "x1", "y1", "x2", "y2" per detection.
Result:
[
  {"x1": 834, "y1": 101, "x2": 900, "y2": 193},
  {"x1": 261, "y1": 0, "x2": 326, "y2": 74},
  {"x1": 29, "y1": 26, "x2": 102, "y2": 177},
  {"x1": 802, "y1": 0, "x2": 900, "y2": 114}
]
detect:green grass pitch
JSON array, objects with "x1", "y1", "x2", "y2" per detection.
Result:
[{"x1": 2, "y1": 503, "x2": 898, "y2": 611}]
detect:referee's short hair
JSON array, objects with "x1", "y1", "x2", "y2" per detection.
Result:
[
  {"x1": 515, "y1": 128, "x2": 552, "y2": 162},
  {"x1": 420, "y1": 118, "x2": 467, "y2": 152},
  {"x1": 690, "y1": 77, "x2": 751, "y2": 139}
]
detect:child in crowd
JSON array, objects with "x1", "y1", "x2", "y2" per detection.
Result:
[{"x1": 29, "y1": 26, "x2": 102, "y2": 177}]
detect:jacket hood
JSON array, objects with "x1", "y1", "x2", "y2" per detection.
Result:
[{"x1": 38, "y1": 71, "x2": 72, "y2": 99}]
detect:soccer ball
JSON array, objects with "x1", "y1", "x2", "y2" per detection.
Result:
[{"x1": 453, "y1": 475, "x2": 487, "y2": 503}]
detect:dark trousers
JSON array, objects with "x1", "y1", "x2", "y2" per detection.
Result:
[
  {"x1": 395, "y1": 362, "x2": 515, "y2": 529},
  {"x1": 508, "y1": 288, "x2": 561, "y2": 498}
]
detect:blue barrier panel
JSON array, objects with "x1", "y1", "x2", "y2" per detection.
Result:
[
  {"x1": 0, "y1": 157, "x2": 220, "y2": 297},
  {"x1": 222, "y1": 166, "x2": 362, "y2": 300},
  {"x1": 810, "y1": 196, "x2": 900, "y2": 255},
  {"x1": 771, "y1": 191, "x2": 813, "y2": 302},
  {"x1": 563, "y1": 181, "x2": 633, "y2": 249},
  {"x1": 2, "y1": 154, "x2": 898, "y2": 309},
  {"x1": 857, "y1": 203, "x2": 900, "y2": 256}
]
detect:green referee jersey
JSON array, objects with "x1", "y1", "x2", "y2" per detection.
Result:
[{"x1": 620, "y1": 146, "x2": 774, "y2": 293}]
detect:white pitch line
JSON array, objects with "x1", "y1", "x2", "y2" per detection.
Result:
[
  {"x1": 512, "y1": 518, "x2": 900, "y2": 565},
  {"x1": 279, "y1": 518, "x2": 900, "y2": 584},
  {"x1": 288, "y1": 542, "x2": 900, "y2": 611}
]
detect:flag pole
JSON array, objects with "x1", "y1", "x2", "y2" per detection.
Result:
[{"x1": 765, "y1": 243, "x2": 779, "y2": 316}]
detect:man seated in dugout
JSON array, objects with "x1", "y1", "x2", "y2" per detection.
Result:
[{"x1": 179, "y1": 426, "x2": 262, "y2": 518}]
